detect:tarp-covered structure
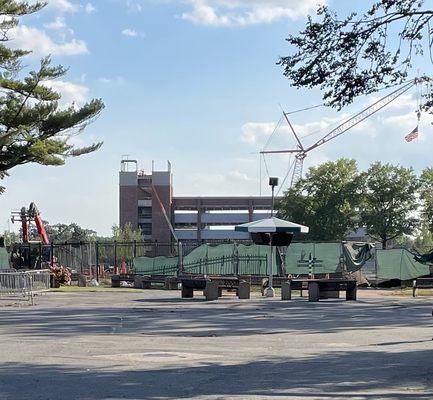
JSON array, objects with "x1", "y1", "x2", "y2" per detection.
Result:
[
  {"x1": 133, "y1": 241, "x2": 430, "y2": 282},
  {"x1": 376, "y1": 248, "x2": 430, "y2": 281}
]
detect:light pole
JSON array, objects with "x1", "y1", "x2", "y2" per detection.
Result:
[{"x1": 265, "y1": 177, "x2": 278, "y2": 298}]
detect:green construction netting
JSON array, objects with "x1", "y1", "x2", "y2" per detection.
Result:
[
  {"x1": 0, "y1": 248, "x2": 9, "y2": 269},
  {"x1": 133, "y1": 243, "x2": 274, "y2": 276},
  {"x1": 134, "y1": 255, "x2": 179, "y2": 275},
  {"x1": 132, "y1": 242, "x2": 429, "y2": 281},
  {"x1": 376, "y1": 249, "x2": 430, "y2": 281},
  {"x1": 285, "y1": 243, "x2": 342, "y2": 275}
]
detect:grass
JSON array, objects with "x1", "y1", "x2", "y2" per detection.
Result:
[{"x1": 50, "y1": 285, "x2": 144, "y2": 293}]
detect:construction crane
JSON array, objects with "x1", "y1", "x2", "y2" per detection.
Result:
[{"x1": 261, "y1": 78, "x2": 428, "y2": 187}]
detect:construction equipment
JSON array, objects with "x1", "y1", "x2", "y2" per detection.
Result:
[
  {"x1": 11, "y1": 202, "x2": 50, "y2": 245},
  {"x1": 261, "y1": 77, "x2": 429, "y2": 187},
  {"x1": 10, "y1": 202, "x2": 50, "y2": 269}
]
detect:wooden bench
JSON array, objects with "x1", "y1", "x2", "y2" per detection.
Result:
[
  {"x1": 412, "y1": 277, "x2": 433, "y2": 297},
  {"x1": 180, "y1": 275, "x2": 251, "y2": 300},
  {"x1": 134, "y1": 275, "x2": 178, "y2": 290},
  {"x1": 261, "y1": 273, "x2": 343, "y2": 296},
  {"x1": 281, "y1": 278, "x2": 357, "y2": 302}
]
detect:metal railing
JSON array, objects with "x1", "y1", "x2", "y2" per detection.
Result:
[{"x1": 0, "y1": 269, "x2": 51, "y2": 304}]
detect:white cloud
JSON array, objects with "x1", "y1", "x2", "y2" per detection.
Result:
[
  {"x1": 46, "y1": 0, "x2": 79, "y2": 13},
  {"x1": 126, "y1": 0, "x2": 143, "y2": 13},
  {"x1": 84, "y1": 3, "x2": 96, "y2": 14},
  {"x1": 11, "y1": 25, "x2": 88, "y2": 56},
  {"x1": 98, "y1": 76, "x2": 126, "y2": 85},
  {"x1": 181, "y1": 0, "x2": 326, "y2": 26},
  {"x1": 42, "y1": 80, "x2": 89, "y2": 107},
  {"x1": 122, "y1": 28, "x2": 138, "y2": 37},
  {"x1": 44, "y1": 17, "x2": 67, "y2": 30},
  {"x1": 241, "y1": 122, "x2": 278, "y2": 145}
]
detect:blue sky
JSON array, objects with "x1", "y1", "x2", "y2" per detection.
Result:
[{"x1": 1, "y1": 0, "x2": 432, "y2": 235}]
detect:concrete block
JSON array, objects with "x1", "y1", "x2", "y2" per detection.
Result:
[
  {"x1": 238, "y1": 281, "x2": 250, "y2": 299},
  {"x1": 308, "y1": 282, "x2": 319, "y2": 302},
  {"x1": 181, "y1": 285, "x2": 193, "y2": 298},
  {"x1": 134, "y1": 276, "x2": 143, "y2": 289},
  {"x1": 205, "y1": 281, "x2": 219, "y2": 301},
  {"x1": 77, "y1": 274, "x2": 87, "y2": 287},
  {"x1": 281, "y1": 281, "x2": 291, "y2": 300}
]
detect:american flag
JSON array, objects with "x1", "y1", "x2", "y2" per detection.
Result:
[{"x1": 405, "y1": 126, "x2": 418, "y2": 142}]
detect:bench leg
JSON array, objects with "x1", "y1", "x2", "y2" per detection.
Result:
[
  {"x1": 281, "y1": 281, "x2": 291, "y2": 300},
  {"x1": 181, "y1": 285, "x2": 193, "y2": 298},
  {"x1": 308, "y1": 282, "x2": 319, "y2": 302},
  {"x1": 238, "y1": 281, "x2": 250, "y2": 299},
  {"x1": 346, "y1": 283, "x2": 357, "y2": 301},
  {"x1": 205, "y1": 281, "x2": 219, "y2": 301}
]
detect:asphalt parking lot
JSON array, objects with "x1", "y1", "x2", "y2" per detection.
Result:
[{"x1": 1, "y1": 289, "x2": 433, "y2": 399}]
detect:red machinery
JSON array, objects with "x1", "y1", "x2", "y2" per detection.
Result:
[{"x1": 11, "y1": 202, "x2": 50, "y2": 245}]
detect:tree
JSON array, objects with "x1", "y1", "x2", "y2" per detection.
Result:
[
  {"x1": 45, "y1": 223, "x2": 97, "y2": 243},
  {"x1": 360, "y1": 162, "x2": 419, "y2": 249},
  {"x1": 419, "y1": 167, "x2": 433, "y2": 233},
  {"x1": 277, "y1": 159, "x2": 363, "y2": 241},
  {"x1": 0, "y1": 1, "x2": 104, "y2": 192},
  {"x1": 413, "y1": 222, "x2": 433, "y2": 252},
  {"x1": 279, "y1": 1, "x2": 433, "y2": 110},
  {"x1": 112, "y1": 223, "x2": 143, "y2": 262}
]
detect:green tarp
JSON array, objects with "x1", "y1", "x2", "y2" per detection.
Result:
[
  {"x1": 0, "y1": 248, "x2": 9, "y2": 269},
  {"x1": 376, "y1": 249, "x2": 430, "y2": 281},
  {"x1": 285, "y1": 243, "x2": 342, "y2": 275},
  {"x1": 132, "y1": 242, "x2": 429, "y2": 282},
  {"x1": 133, "y1": 255, "x2": 179, "y2": 275}
]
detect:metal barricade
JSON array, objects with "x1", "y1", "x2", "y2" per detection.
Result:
[{"x1": 0, "y1": 269, "x2": 51, "y2": 304}]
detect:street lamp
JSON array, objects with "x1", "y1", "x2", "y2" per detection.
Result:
[{"x1": 265, "y1": 177, "x2": 279, "y2": 298}]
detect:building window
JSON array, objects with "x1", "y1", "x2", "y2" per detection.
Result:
[{"x1": 139, "y1": 223, "x2": 152, "y2": 236}]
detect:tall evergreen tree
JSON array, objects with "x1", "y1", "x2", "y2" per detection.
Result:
[{"x1": 0, "y1": 1, "x2": 104, "y2": 192}]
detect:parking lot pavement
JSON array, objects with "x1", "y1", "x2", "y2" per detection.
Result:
[{"x1": 1, "y1": 290, "x2": 433, "y2": 399}]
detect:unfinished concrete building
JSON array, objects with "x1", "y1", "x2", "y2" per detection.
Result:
[{"x1": 119, "y1": 159, "x2": 274, "y2": 243}]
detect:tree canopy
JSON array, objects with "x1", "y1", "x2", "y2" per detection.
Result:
[
  {"x1": 279, "y1": 0, "x2": 433, "y2": 110},
  {"x1": 277, "y1": 159, "x2": 423, "y2": 248},
  {"x1": 0, "y1": 1, "x2": 104, "y2": 192},
  {"x1": 419, "y1": 167, "x2": 433, "y2": 233},
  {"x1": 359, "y1": 162, "x2": 419, "y2": 249},
  {"x1": 277, "y1": 159, "x2": 363, "y2": 241}
]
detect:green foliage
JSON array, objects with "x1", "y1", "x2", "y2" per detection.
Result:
[
  {"x1": 3, "y1": 230, "x2": 20, "y2": 247},
  {"x1": 45, "y1": 223, "x2": 97, "y2": 243},
  {"x1": 0, "y1": 1, "x2": 104, "y2": 193},
  {"x1": 419, "y1": 167, "x2": 433, "y2": 233},
  {"x1": 112, "y1": 223, "x2": 142, "y2": 242},
  {"x1": 414, "y1": 223, "x2": 433, "y2": 252},
  {"x1": 112, "y1": 223, "x2": 143, "y2": 262},
  {"x1": 277, "y1": 159, "x2": 363, "y2": 241},
  {"x1": 359, "y1": 162, "x2": 420, "y2": 249},
  {"x1": 280, "y1": 1, "x2": 433, "y2": 110}
]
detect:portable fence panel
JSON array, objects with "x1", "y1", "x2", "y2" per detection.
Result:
[
  {"x1": 27, "y1": 270, "x2": 51, "y2": 292},
  {"x1": 0, "y1": 271, "x2": 30, "y2": 296}
]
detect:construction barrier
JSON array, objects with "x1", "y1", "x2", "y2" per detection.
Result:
[{"x1": 0, "y1": 269, "x2": 51, "y2": 304}]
